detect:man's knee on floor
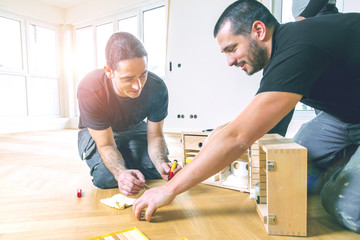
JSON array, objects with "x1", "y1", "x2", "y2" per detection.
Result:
[
  {"x1": 321, "y1": 187, "x2": 360, "y2": 233},
  {"x1": 320, "y1": 147, "x2": 360, "y2": 233},
  {"x1": 92, "y1": 176, "x2": 118, "y2": 189},
  {"x1": 91, "y1": 170, "x2": 118, "y2": 189}
]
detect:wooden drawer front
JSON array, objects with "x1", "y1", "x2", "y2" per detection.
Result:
[{"x1": 183, "y1": 135, "x2": 207, "y2": 150}]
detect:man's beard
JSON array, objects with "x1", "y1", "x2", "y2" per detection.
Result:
[{"x1": 245, "y1": 39, "x2": 267, "y2": 75}]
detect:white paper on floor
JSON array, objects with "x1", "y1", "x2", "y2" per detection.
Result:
[{"x1": 100, "y1": 193, "x2": 136, "y2": 209}]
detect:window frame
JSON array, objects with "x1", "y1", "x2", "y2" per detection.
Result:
[
  {"x1": 141, "y1": 5, "x2": 167, "y2": 78},
  {"x1": 0, "y1": 9, "x2": 60, "y2": 117},
  {"x1": 0, "y1": 11, "x2": 27, "y2": 75},
  {"x1": 73, "y1": 1, "x2": 166, "y2": 72},
  {"x1": 95, "y1": 21, "x2": 115, "y2": 68},
  {"x1": 73, "y1": 1, "x2": 166, "y2": 117},
  {"x1": 74, "y1": 25, "x2": 97, "y2": 82},
  {"x1": 26, "y1": 18, "x2": 60, "y2": 78},
  {"x1": 117, "y1": 11, "x2": 141, "y2": 39}
]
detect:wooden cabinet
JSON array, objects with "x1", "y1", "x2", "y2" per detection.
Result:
[
  {"x1": 182, "y1": 132, "x2": 208, "y2": 166},
  {"x1": 182, "y1": 132, "x2": 308, "y2": 236},
  {"x1": 250, "y1": 134, "x2": 307, "y2": 236},
  {"x1": 182, "y1": 132, "x2": 250, "y2": 192}
]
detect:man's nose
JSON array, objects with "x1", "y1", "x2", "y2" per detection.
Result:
[
  {"x1": 132, "y1": 78, "x2": 142, "y2": 90},
  {"x1": 227, "y1": 55, "x2": 237, "y2": 66}
]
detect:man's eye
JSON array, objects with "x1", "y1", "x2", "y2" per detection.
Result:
[{"x1": 123, "y1": 78, "x2": 134, "y2": 82}]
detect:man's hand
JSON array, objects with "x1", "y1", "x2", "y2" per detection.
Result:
[
  {"x1": 116, "y1": 169, "x2": 146, "y2": 196},
  {"x1": 296, "y1": 16, "x2": 306, "y2": 21},
  {"x1": 133, "y1": 185, "x2": 176, "y2": 221},
  {"x1": 158, "y1": 162, "x2": 182, "y2": 180}
]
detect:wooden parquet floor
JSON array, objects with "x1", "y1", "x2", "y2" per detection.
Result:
[{"x1": 0, "y1": 129, "x2": 359, "y2": 240}]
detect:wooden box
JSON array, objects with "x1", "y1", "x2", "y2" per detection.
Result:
[
  {"x1": 182, "y1": 132, "x2": 250, "y2": 192},
  {"x1": 182, "y1": 132, "x2": 307, "y2": 236},
  {"x1": 182, "y1": 131, "x2": 208, "y2": 166},
  {"x1": 251, "y1": 134, "x2": 307, "y2": 236}
]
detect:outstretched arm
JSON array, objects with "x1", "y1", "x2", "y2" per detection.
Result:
[{"x1": 133, "y1": 91, "x2": 302, "y2": 221}]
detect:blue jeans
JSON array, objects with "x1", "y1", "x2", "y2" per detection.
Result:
[
  {"x1": 77, "y1": 121, "x2": 161, "y2": 189},
  {"x1": 293, "y1": 111, "x2": 360, "y2": 233}
]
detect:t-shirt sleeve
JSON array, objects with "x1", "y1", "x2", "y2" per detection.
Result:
[
  {"x1": 147, "y1": 79, "x2": 169, "y2": 123},
  {"x1": 78, "y1": 88, "x2": 111, "y2": 130},
  {"x1": 300, "y1": 0, "x2": 329, "y2": 18},
  {"x1": 257, "y1": 44, "x2": 333, "y2": 97}
]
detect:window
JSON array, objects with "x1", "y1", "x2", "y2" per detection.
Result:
[
  {"x1": 74, "y1": 3, "x2": 167, "y2": 86},
  {"x1": 0, "y1": 75, "x2": 27, "y2": 116},
  {"x1": 96, "y1": 22, "x2": 114, "y2": 68},
  {"x1": 143, "y1": 6, "x2": 166, "y2": 78},
  {"x1": 118, "y1": 16, "x2": 138, "y2": 38},
  {"x1": 282, "y1": 0, "x2": 295, "y2": 23},
  {"x1": 75, "y1": 26, "x2": 95, "y2": 81},
  {"x1": 0, "y1": 10, "x2": 60, "y2": 117},
  {"x1": 27, "y1": 23, "x2": 59, "y2": 116},
  {"x1": 28, "y1": 24, "x2": 57, "y2": 75},
  {"x1": 0, "y1": 16, "x2": 23, "y2": 71},
  {"x1": 27, "y1": 77, "x2": 60, "y2": 116}
]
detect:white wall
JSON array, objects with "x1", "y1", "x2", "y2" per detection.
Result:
[
  {"x1": 66, "y1": 0, "x2": 162, "y2": 24},
  {"x1": 343, "y1": 0, "x2": 360, "y2": 12},
  {"x1": 164, "y1": 0, "x2": 261, "y2": 132},
  {"x1": 0, "y1": 0, "x2": 64, "y2": 23}
]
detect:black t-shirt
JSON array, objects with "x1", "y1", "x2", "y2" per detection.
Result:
[
  {"x1": 77, "y1": 69, "x2": 168, "y2": 131},
  {"x1": 258, "y1": 13, "x2": 360, "y2": 124}
]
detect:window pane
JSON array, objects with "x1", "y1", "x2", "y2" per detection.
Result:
[
  {"x1": 143, "y1": 6, "x2": 166, "y2": 78},
  {"x1": 27, "y1": 77, "x2": 60, "y2": 116},
  {"x1": 96, "y1": 22, "x2": 113, "y2": 68},
  {"x1": 76, "y1": 27, "x2": 95, "y2": 81},
  {"x1": 0, "y1": 75, "x2": 27, "y2": 116},
  {"x1": 282, "y1": 0, "x2": 295, "y2": 23},
  {"x1": 28, "y1": 24, "x2": 57, "y2": 75},
  {"x1": 0, "y1": 16, "x2": 23, "y2": 71},
  {"x1": 118, "y1": 16, "x2": 138, "y2": 38}
]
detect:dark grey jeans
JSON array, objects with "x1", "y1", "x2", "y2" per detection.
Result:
[
  {"x1": 293, "y1": 111, "x2": 360, "y2": 233},
  {"x1": 78, "y1": 121, "x2": 161, "y2": 189}
]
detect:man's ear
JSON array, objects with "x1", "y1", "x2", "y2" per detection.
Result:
[
  {"x1": 251, "y1": 20, "x2": 267, "y2": 41},
  {"x1": 104, "y1": 65, "x2": 112, "y2": 79}
]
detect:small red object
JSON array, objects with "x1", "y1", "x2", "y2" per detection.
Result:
[
  {"x1": 77, "y1": 188, "x2": 82, "y2": 198},
  {"x1": 167, "y1": 160, "x2": 178, "y2": 181},
  {"x1": 167, "y1": 172, "x2": 174, "y2": 181}
]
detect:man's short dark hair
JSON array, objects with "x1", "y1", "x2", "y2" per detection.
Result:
[
  {"x1": 213, "y1": 0, "x2": 279, "y2": 37},
  {"x1": 105, "y1": 32, "x2": 148, "y2": 71}
]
